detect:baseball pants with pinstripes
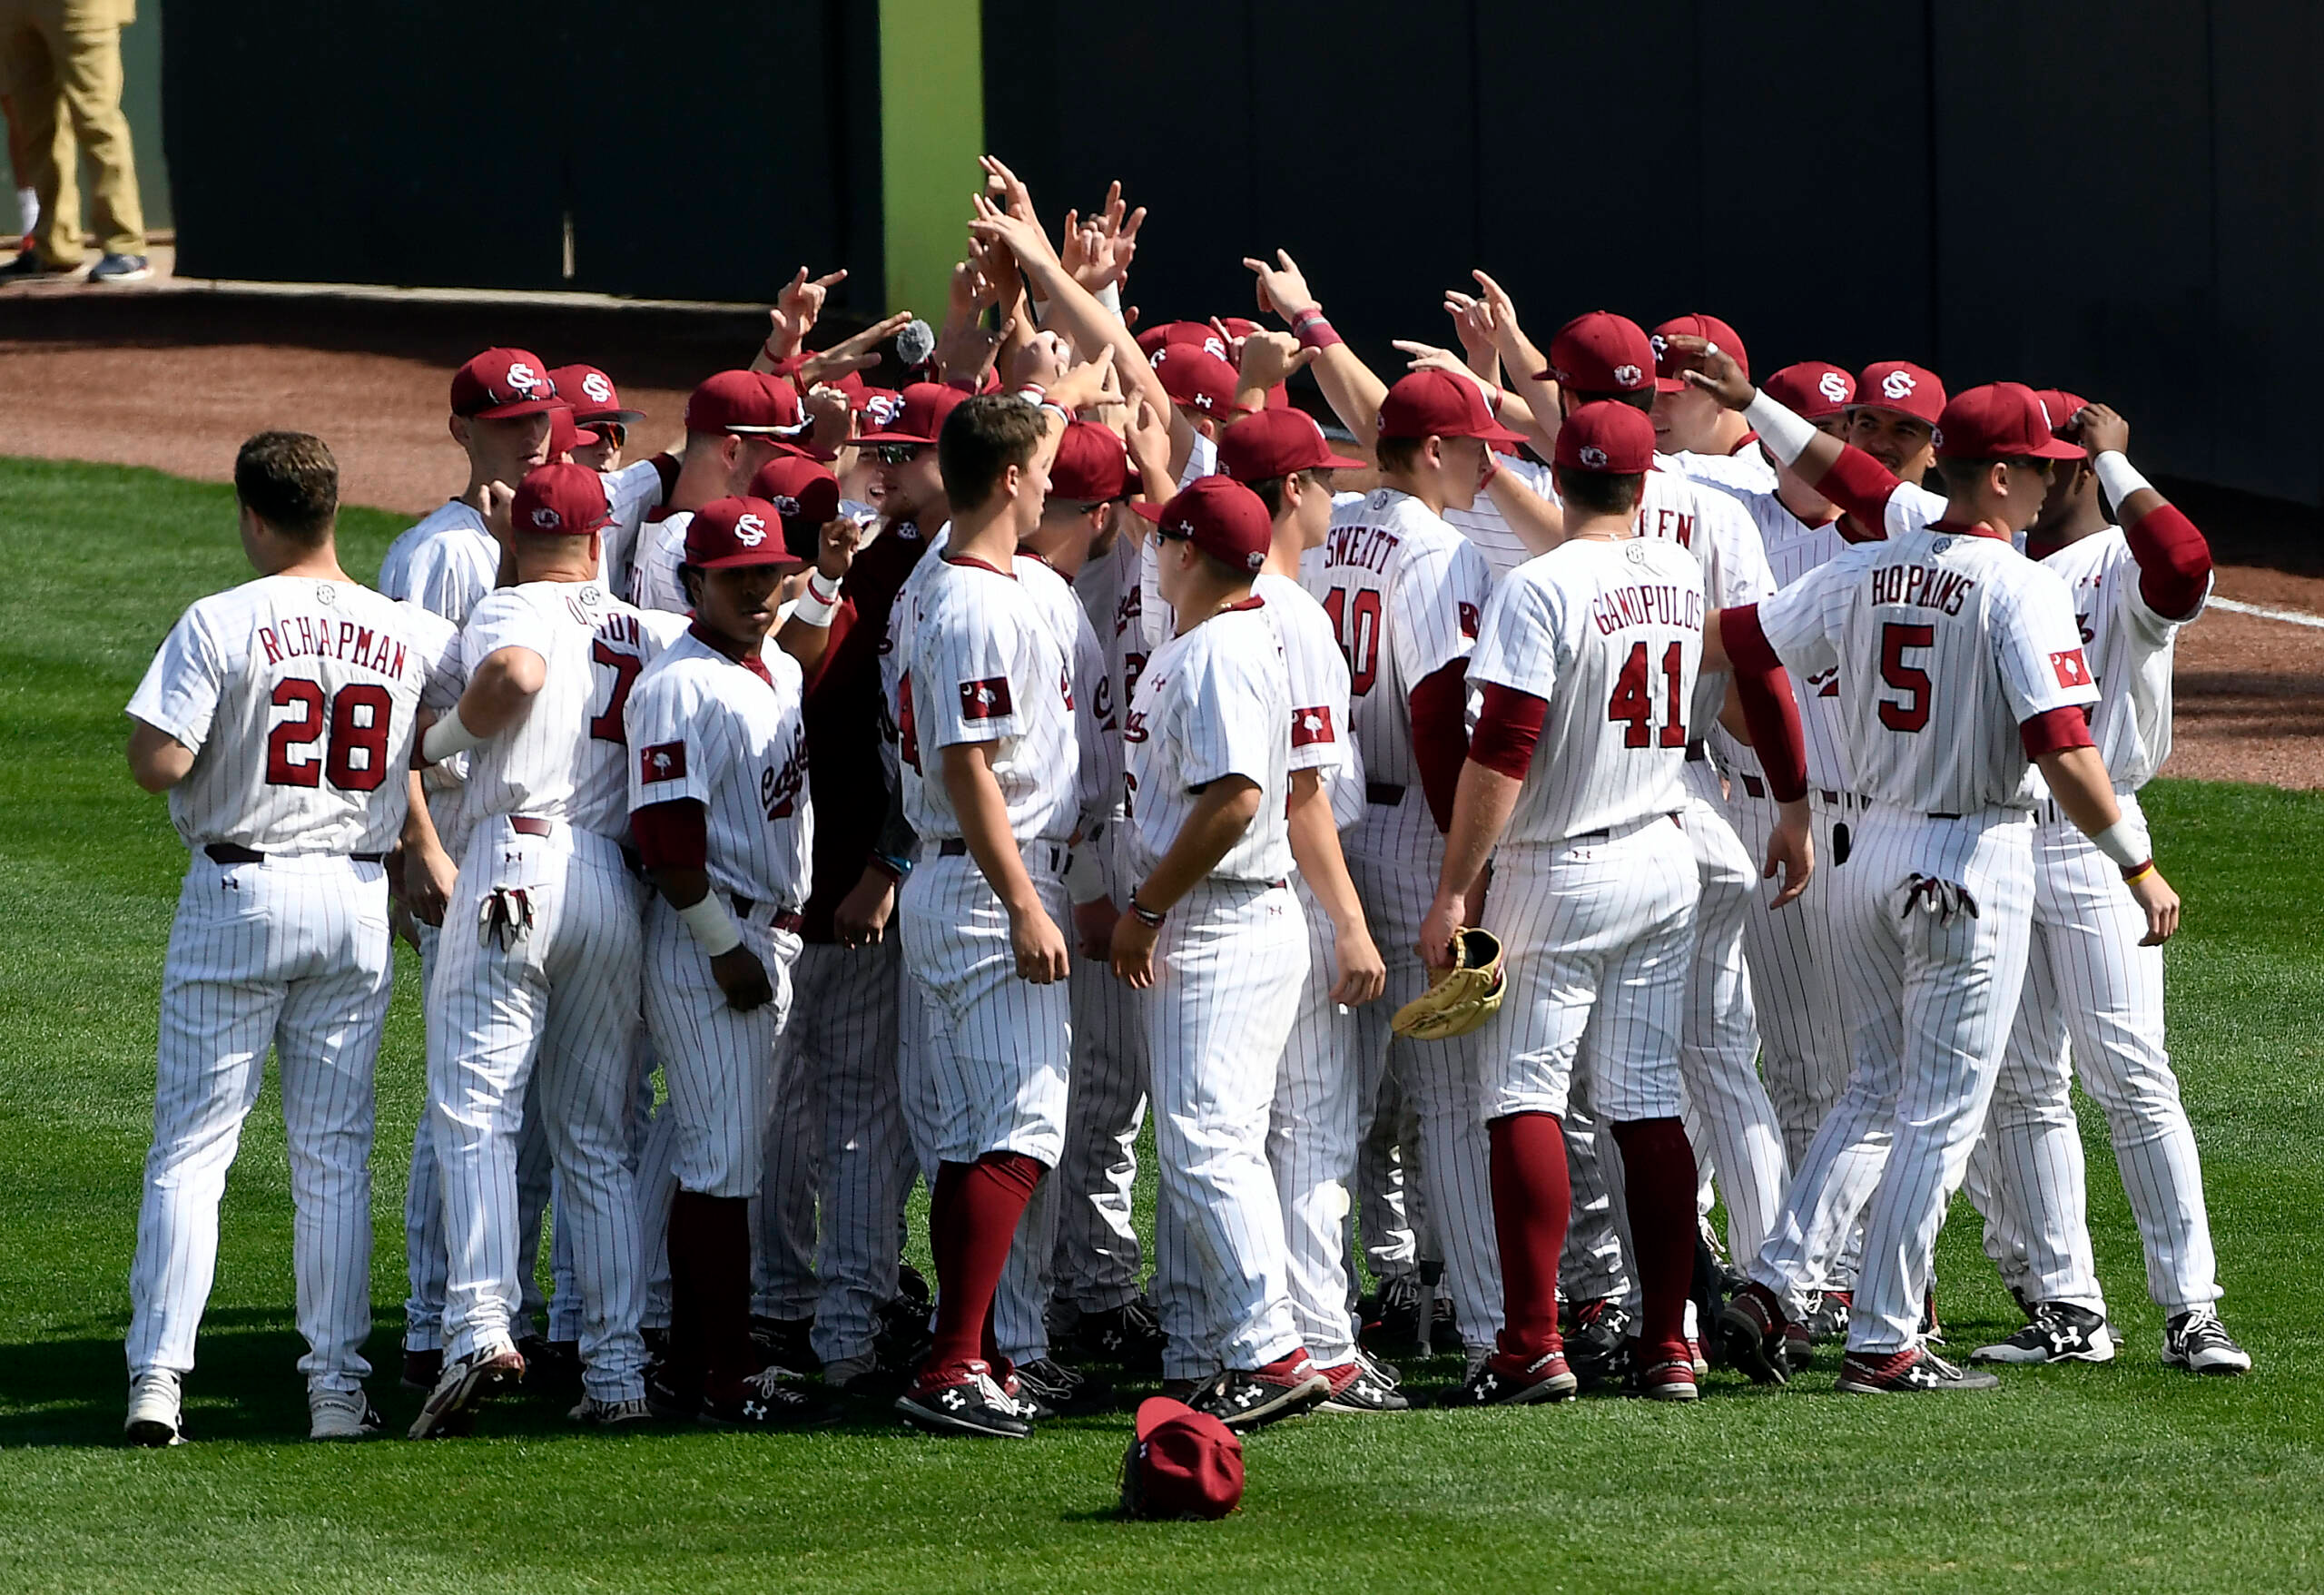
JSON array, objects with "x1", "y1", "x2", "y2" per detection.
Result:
[
  {"x1": 1966, "y1": 796, "x2": 2222, "y2": 1317},
  {"x1": 129, "y1": 852, "x2": 392, "y2": 1395},
  {"x1": 426, "y1": 818, "x2": 650, "y2": 1399},
  {"x1": 1557, "y1": 1097, "x2": 1636, "y2": 1311},
  {"x1": 1748, "y1": 804, "x2": 2037, "y2": 1353},
  {"x1": 1052, "y1": 826, "x2": 1149, "y2": 1316},
  {"x1": 1266, "y1": 877, "x2": 1364, "y2": 1366},
  {"x1": 752, "y1": 1023, "x2": 823, "y2": 1325},
  {"x1": 642, "y1": 899, "x2": 799, "y2": 1199}
]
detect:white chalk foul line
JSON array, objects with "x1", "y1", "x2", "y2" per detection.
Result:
[{"x1": 2211, "y1": 596, "x2": 2324, "y2": 630}]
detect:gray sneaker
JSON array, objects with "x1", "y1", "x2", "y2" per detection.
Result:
[
  {"x1": 88, "y1": 252, "x2": 152, "y2": 283},
  {"x1": 309, "y1": 1389, "x2": 383, "y2": 1440}
]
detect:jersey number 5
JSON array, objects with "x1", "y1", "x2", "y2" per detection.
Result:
[
  {"x1": 588, "y1": 640, "x2": 645, "y2": 743},
  {"x1": 266, "y1": 680, "x2": 394, "y2": 791},
  {"x1": 1607, "y1": 641, "x2": 1689, "y2": 749},
  {"x1": 1878, "y1": 622, "x2": 1935, "y2": 733},
  {"x1": 1321, "y1": 586, "x2": 1382, "y2": 696}
]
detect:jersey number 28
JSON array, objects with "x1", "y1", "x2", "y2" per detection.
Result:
[
  {"x1": 1607, "y1": 642, "x2": 1689, "y2": 749},
  {"x1": 266, "y1": 680, "x2": 393, "y2": 791}
]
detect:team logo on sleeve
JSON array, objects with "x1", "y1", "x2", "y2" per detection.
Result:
[
  {"x1": 1458, "y1": 602, "x2": 1481, "y2": 639},
  {"x1": 2049, "y1": 648, "x2": 2093, "y2": 689},
  {"x1": 1292, "y1": 705, "x2": 1334, "y2": 747},
  {"x1": 960, "y1": 676, "x2": 1013, "y2": 719},
  {"x1": 641, "y1": 742, "x2": 688, "y2": 782}
]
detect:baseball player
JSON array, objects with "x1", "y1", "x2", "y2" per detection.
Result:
[
  {"x1": 123, "y1": 432, "x2": 458, "y2": 1444},
  {"x1": 631, "y1": 371, "x2": 818, "y2": 616},
  {"x1": 1211, "y1": 409, "x2": 1406, "y2": 1410},
  {"x1": 1649, "y1": 313, "x2": 1775, "y2": 493},
  {"x1": 624, "y1": 496, "x2": 824, "y2": 1428},
  {"x1": 1428, "y1": 403, "x2": 1810, "y2": 1405},
  {"x1": 1110, "y1": 475, "x2": 1327, "y2": 1431},
  {"x1": 885, "y1": 389, "x2": 1092, "y2": 1439},
  {"x1": 405, "y1": 464, "x2": 684, "y2": 1437},
  {"x1": 549, "y1": 363, "x2": 656, "y2": 597},
  {"x1": 1965, "y1": 400, "x2": 2249, "y2": 1375},
  {"x1": 1685, "y1": 350, "x2": 2181, "y2": 1393}
]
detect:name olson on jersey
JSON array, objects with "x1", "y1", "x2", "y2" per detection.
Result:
[
  {"x1": 256, "y1": 615, "x2": 415, "y2": 678},
  {"x1": 1868, "y1": 564, "x2": 1977, "y2": 616},
  {"x1": 1590, "y1": 583, "x2": 1704, "y2": 636}
]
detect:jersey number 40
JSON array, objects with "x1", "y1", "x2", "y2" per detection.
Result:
[
  {"x1": 1321, "y1": 586, "x2": 1382, "y2": 696},
  {"x1": 266, "y1": 680, "x2": 393, "y2": 791}
]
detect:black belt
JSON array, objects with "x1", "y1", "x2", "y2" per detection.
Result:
[
  {"x1": 728, "y1": 894, "x2": 803, "y2": 933},
  {"x1": 1365, "y1": 783, "x2": 1404, "y2": 806},
  {"x1": 1929, "y1": 812, "x2": 1962, "y2": 821},
  {"x1": 207, "y1": 842, "x2": 383, "y2": 865},
  {"x1": 1685, "y1": 741, "x2": 1708, "y2": 763},
  {"x1": 1740, "y1": 774, "x2": 1767, "y2": 799},
  {"x1": 937, "y1": 837, "x2": 1068, "y2": 872}
]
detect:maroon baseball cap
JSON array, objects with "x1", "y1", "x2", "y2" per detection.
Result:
[
  {"x1": 1119, "y1": 1397, "x2": 1244, "y2": 1521},
  {"x1": 1854, "y1": 361, "x2": 1946, "y2": 427},
  {"x1": 1049, "y1": 419, "x2": 1133, "y2": 502},
  {"x1": 854, "y1": 381, "x2": 970, "y2": 448},
  {"x1": 2034, "y1": 389, "x2": 2090, "y2": 438},
  {"x1": 1218, "y1": 408, "x2": 1365, "y2": 482},
  {"x1": 1377, "y1": 369, "x2": 1529, "y2": 445},
  {"x1": 1136, "y1": 320, "x2": 1232, "y2": 361},
  {"x1": 1554, "y1": 400, "x2": 1657, "y2": 475},
  {"x1": 853, "y1": 385, "x2": 908, "y2": 432},
  {"x1": 513, "y1": 462, "x2": 613, "y2": 537},
  {"x1": 451, "y1": 348, "x2": 560, "y2": 419},
  {"x1": 1540, "y1": 311, "x2": 1658, "y2": 396},
  {"x1": 1153, "y1": 344, "x2": 1242, "y2": 418},
  {"x1": 1135, "y1": 475, "x2": 1275, "y2": 574},
  {"x1": 549, "y1": 363, "x2": 645, "y2": 428},
  {"x1": 547, "y1": 405, "x2": 600, "y2": 461},
  {"x1": 747, "y1": 456, "x2": 843, "y2": 560},
  {"x1": 1933, "y1": 383, "x2": 2089, "y2": 462},
  {"x1": 684, "y1": 370, "x2": 808, "y2": 438},
  {"x1": 1764, "y1": 360, "x2": 1856, "y2": 422},
  {"x1": 1651, "y1": 313, "x2": 1749, "y2": 387},
  {"x1": 684, "y1": 496, "x2": 810, "y2": 569}
]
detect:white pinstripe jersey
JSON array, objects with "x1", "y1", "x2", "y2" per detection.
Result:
[
  {"x1": 1443, "y1": 455, "x2": 1555, "y2": 583},
  {"x1": 457, "y1": 581, "x2": 688, "y2": 840},
  {"x1": 1019, "y1": 553, "x2": 1116, "y2": 828},
  {"x1": 126, "y1": 576, "x2": 460, "y2": 854},
  {"x1": 892, "y1": 554, "x2": 1078, "y2": 844},
  {"x1": 625, "y1": 629, "x2": 812, "y2": 908},
  {"x1": 1137, "y1": 431, "x2": 1231, "y2": 648},
  {"x1": 379, "y1": 501, "x2": 499, "y2": 626},
  {"x1": 1467, "y1": 537, "x2": 1704, "y2": 845},
  {"x1": 1629, "y1": 470, "x2": 1776, "y2": 737},
  {"x1": 2043, "y1": 527, "x2": 2207, "y2": 791},
  {"x1": 1305, "y1": 487, "x2": 1492, "y2": 796},
  {"x1": 630, "y1": 510, "x2": 696, "y2": 615},
  {"x1": 1256, "y1": 571, "x2": 1364, "y2": 830},
  {"x1": 1755, "y1": 525, "x2": 2100, "y2": 812},
  {"x1": 1709, "y1": 487, "x2": 1854, "y2": 793},
  {"x1": 1665, "y1": 445, "x2": 1778, "y2": 496},
  {"x1": 1123, "y1": 599, "x2": 1293, "y2": 882}
]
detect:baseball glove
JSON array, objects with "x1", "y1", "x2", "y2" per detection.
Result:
[{"x1": 1391, "y1": 929, "x2": 1506, "y2": 1040}]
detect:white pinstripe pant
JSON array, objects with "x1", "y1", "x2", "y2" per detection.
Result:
[
  {"x1": 426, "y1": 820, "x2": 650, "y2": 1399},
  {"x1": 1052, "y1": 830, "x2": 1149, "y2": 1316},
  {"x1": 1965, "y1": 796, "x2": 2221, "y2": 1318},
  {"x1": 641, "y1": 899, "x2": 798, "y2": 1199},
  {"x1": 1265, "y1": 879, "x2": 1364, "y2": 1364},
  {"x1": 129, "y1": 852, "x2": 391, "y2": 1395},
  {"x1": 1148, "y1": 879, "x2": 1310, "y2": 1373},
  {"x1": 752, "y1": 1026, "x2": 823, "y2": 1324},
  {"x1": 1748, "y1": 805, "x2": 2037, "y2": 1353}
]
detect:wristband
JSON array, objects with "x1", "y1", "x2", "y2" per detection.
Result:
[
  {"x1": 421, "y1": 704, "x2": 486, "y2": 763},
  {"x1": 1488, "y1": 383, "x2": 1505, "y2": 416},
  {"x1": 1291, "y1": 309, "x2": 1344, "y2": 351},
  {"x1": 675, "y1": 892, "x2": 744, "y2": 958},
  {"x1": 2093, "y1": 450, "x2": 2152, "y2": 508},
  {"x1": 791, "y1": 576, "x2": 842, "y2": 628},
  {"x1": 868, "y1": 852, "x2": 912, "y2": 883},
  {"x1": 1128, "y1": 891, "x2": 1167, "y2": 928},
  {"x1": 2088, "y1": 814, "x2": 2153, "y2": 871},
  {"x1": 1062, "y1": 843, "x2": 1107, "y2": 906},
  {"x1": 1095, "y1": 281, "x2": 1124, "y2": 320},
  {"x1": 1742, "y1": 389, "x2": 1819, "y2": 468},
  {"x1": 1479, "y1": 454, "x2": 1502, "y2": 491},
  {"x1": 2121, "y1": 860, "x2": 2157, "y2": 886}
]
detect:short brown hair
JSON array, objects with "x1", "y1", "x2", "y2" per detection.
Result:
[
  {"x1": 235, "y1": 431, "x2": 338, "y2": 544},
  {"x1": 938, "y1": 397, "x2": 1047, "y2": 512},
  {"x1": 1551, "y1": 466, "x2": 1645, "y2": 517},
  {"x1": 1375, "y1": 435, "x2": 1425, "y2": 477}
]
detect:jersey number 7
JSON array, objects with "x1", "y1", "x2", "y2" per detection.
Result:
[
  {"x1": 588, "y1": 640, "x2": 645, "y2": 743},
  {"x1": 1607, "y1": 641, "x2": 1689, "y2": 750}
]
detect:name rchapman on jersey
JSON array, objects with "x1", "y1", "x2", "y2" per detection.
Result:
[
  {"x1": 255, "y1": 613, "x2": 422, "y2": 677},
  {"x1": 1590, "y1": 582, "x2": 1706, "y2": 637},
  {"x1": 1868, "y1": 562, "x2": 1976, "y2": 616}
]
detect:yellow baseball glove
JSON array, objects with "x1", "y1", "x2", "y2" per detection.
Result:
[{"x1": 1390, "y1": 929, "x2": 1505, "y2": 1040}]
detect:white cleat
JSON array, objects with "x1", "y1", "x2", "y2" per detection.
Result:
[
  {"x1": 124, "y1": 1370, "x2": 186, "y2": 1447},
  {"x1": 309, "y1": 1388, "x2": 384, "y2": 1440},
  {"x1": 2163, "y1": 1309, "x2": 2252, "y2": 1375}
]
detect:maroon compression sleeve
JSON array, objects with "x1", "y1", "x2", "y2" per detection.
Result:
[
  {"x1": 2020, "y1": 704, "x2": 2096, "y2": 758},
  {"x1": 1718, "y1": 603, "x2": 1781, "y2": 676},
  {"x1": 1817, "y1": 444, "x2": 1905, "y2": 534},
  {"x1": 2124, "y1": 502, "x2": 2212, "y2": 621},
  {"x1": 1408, "y1": 659, "x2": 1472, "y2": 834},
  {"x1": 1734, "y1": 664, "x2": 1808, "y2": 802},
  {"x1": 1468, "y1": 684, "x2": 1549, "y2": 780},
  {"x1": 632, "y1": 799, "x2": 709, "y2": 871}
]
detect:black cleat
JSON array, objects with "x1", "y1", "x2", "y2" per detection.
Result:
[
  {"x1": 895, "y1": 1366, "x2": 1033, "y2": 1439},
  {"x1": 1972, "y1": 1302, "x2": 2115, "y2": 1365},
  {"x1": 1836, "y1": 1345, "x2": 1999, "y2": 1393}
]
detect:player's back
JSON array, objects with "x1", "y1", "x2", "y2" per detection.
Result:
[
  {"x1": 379, "y1": 501, "x2": 499, "y2": 625},
  {"x1": 135, "y1": 575, "x2": 457, "y2": 855},
  {"x1": 1472, "y1": 537, "x2": 1704, "y2": 845},
  {"x1": 2043, "y1": 527, "x2": 2196, "y2": 793},
  {"x1": 458, "y1": 582, "x2": 686, "y2": 841},
  {"x1": 1630, "y1": 469, "x2": 1774, "y2": 737}
]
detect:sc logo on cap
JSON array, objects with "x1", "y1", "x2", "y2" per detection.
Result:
[
  {"x1": 1882, "y1": 370, "x2": 1917, "y2": 399},
  {"x1": 581, "y1": 372, "x2": 615, "y2": 404},
  {"x1": 531, "y1": 506, "x2": 562, "y2": 530},
  {"x1": 1649, "y1": 334, "x2": 1668, "y2": 359},
  {"x1": 505, "y1": 360, "x2": 543, "y2": 394},
  {"x1": 1612, "y1": 363, "x2": 1643, "y2": 389},
  {"x1": 734, "y1": 513, "x2": 769, "y2": 546},
  {"x1": 1579, "y1": 445, "x2": 1610, "y2": 468},
  {"x1": 1818, "y1": 370, "x2": 1850, "y2": 404},
  {"x1": 1246, "y1": 550, "x2": 1264, "y2": 572}
]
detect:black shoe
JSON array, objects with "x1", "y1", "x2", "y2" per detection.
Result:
[
  {"x1": 1315, "y1": 1351, "x2": 1412, "y2": 1413},
  {"x1": 1714, "y1": 1285, "x2": 1790, "y2": 1386},
  {"x1": 893, "y1": 1262, "x2": 932, "y2": 1312},
  {"x1": 644, "y1": 1362, "x2": 701, "y2": 1421},
  {"x1": 1972, "y1": 1302, "x2": 2116, "y2": 1365},
  {"x1": 1363, "y1": 1274, "x2": 1427, "y2": 1355},
  {"x1": 701, "y1": 1367, "x2": 837, "y2": 1428},
  {"x1": 641, "y1": 1324, "x2": 671, "y2": 1362},
  {"x1": 1187, "y1": 1354, "x2": 1330, "y2": 1432},
  {"x1": 895, "y1": 1367, "x2": 1033, "y2": 1439},
  {"x1": 1565, "y1": 1298, "x2": 1635, "y2": 1389},
  {"x1": 1836, "y1": 1345, "x2": 1999, "y2": 1393},
  {"x1": 1013, "y1": 1356, "x2": 1115, "y2": 1417},
  {"x1": 2162, "y1": 1308, "x2": 2252, "y2": 1374},
  {"x1": 1072, "y1": 1299, "x2": 1165, "y2": 1374},
  {"x1": 520, "y1": 1337, "x2": 584, "y2": 1393},
  {"x1": 1448, "y1": 1350, "x2": 1577, "y2": 1406},
  {"x1": 1805, "y1": 1289, "x2": 1852, "y2": 1343},
  {"x1": 872, "y1": 1297, "x2": 932, "y2": 1376},
  {"x1": 400, "y1": 1347, "x2": 443, "y2": 1393},
  {"x1": 748, "y1": 1314, "x2": 820, "y2": 1373},
  {"x1": 1, "y1": 246, "x2": 70, "y2": 279},
  {"x1": 88, "y1": 251, "x2": 152, "y2": 282},
  {"x1": 408, "y1": 1344, "x2": 527, "y2": 1438}
]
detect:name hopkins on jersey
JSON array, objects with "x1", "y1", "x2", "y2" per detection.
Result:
[
  {"x1": 1591, "y1": 582, "x2": 1706, "y2": 635},
  {"x1": 1870, "y1": 562, "x2": 1977, "y2": 616},
  {"x1": 256, "y1": 614, "x2": 419, "y2": 677}
]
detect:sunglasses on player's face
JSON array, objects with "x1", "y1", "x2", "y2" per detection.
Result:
[
  {"x1": 873, "y1": 444, "x2": 925, "y2": 467},
  {"x1": 593, "y1": 421, "x2": 627, "y2": 449}
]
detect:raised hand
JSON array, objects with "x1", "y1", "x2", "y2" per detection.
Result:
[
  {"x1": 1237, "y1": 329, "x2": 1318, "y2": 396},
  {"x1": 1243, "y1": 249, "x2": 1319, "y2": 322},
  {"x1": 768, "y1": 266, "x2": 848, "y2": 357},
  {"x1": 2077, "y1": 401, "x2": 2129, "y2": 458},
  {"x1": 798, "y1": 310, "x2": 915, "y2": 387},
  {"x1": 1669, "y1": 334, "x2": 1755, "y2": 410}
]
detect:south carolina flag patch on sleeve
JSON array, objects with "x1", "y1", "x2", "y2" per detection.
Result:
[
  {"x1": 640, "y1": 742, "x2": 687, "y2": 782},
  {"x1": 2049, "y1": 648, "x2": 2092, "y2": 689},
  {"x1": 1291, "y1": 705, "x2": 1334, "y2": 747},
  {"x1": 960, "y1": 677, "x2": 1013, "y2": 719}
]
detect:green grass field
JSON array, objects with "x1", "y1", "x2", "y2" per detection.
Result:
[{"x1": 3, "y1": 454, "x2": 2321, "y2": 1593}]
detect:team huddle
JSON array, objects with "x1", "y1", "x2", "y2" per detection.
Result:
[{"x1": 118, "y1": 156, "x2": 2248, "y2": 1450}]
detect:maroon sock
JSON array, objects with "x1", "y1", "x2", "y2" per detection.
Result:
[
  {"x1": 665, "y1": 1195, "x2": 706, "y2": 1393},
  {"x1": 1488, "y1": 1112, "x2": 1570, "y2": 1361},
  {"x1": 1610, "y1": 1117, "x2": 1699, "y2": 1363},
  {"x1": 671, "y1": 1190, "x2": 753, "y2": 1391},
  {"x1": 923, "y1": 1151, "x2": 1045, "y2": 1383}
]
